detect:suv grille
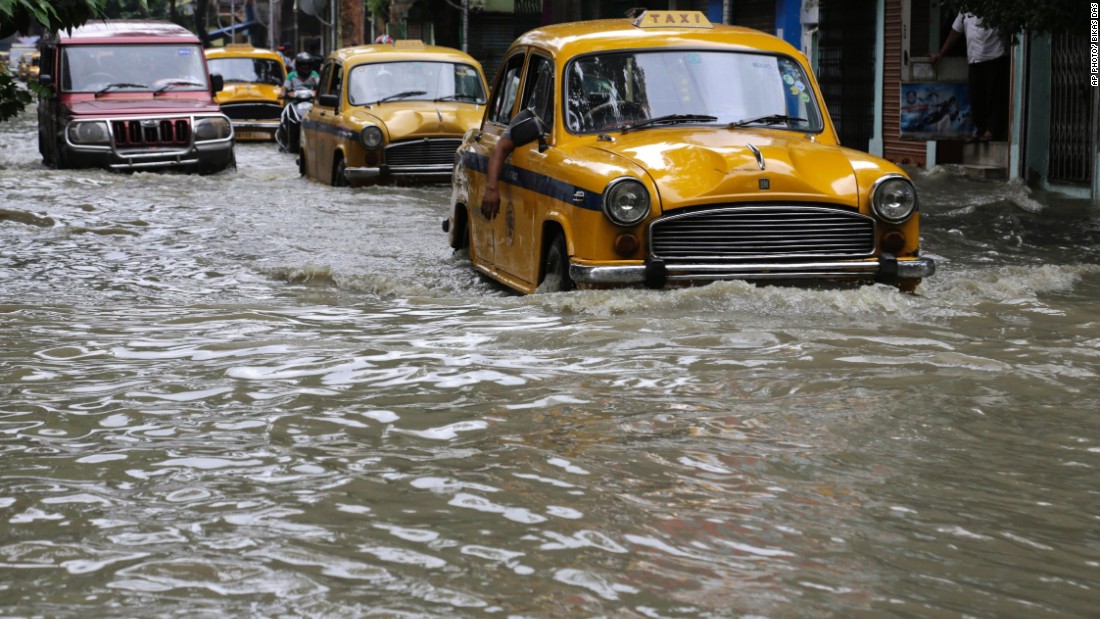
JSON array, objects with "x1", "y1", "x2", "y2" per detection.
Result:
[
  {"x1": 112, "y1": 118, "x2": 192, "y2": 147},
  {"x1": 650, "y1": 205, "x2": 876, "y2": 259},
  {"x1": 385, "y1": 138, "x2": 462, "y2": 167}
]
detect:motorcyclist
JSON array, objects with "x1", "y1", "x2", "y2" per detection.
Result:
[
  {"x1": 277, "y1": 52, "x2": 320, "y2": 153},
  {"x1": 283, "y1": 52, "x2": 319, "y2": 95}
]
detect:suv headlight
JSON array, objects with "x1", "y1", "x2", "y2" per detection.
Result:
[
  {"x1": 602, "y1": 178, "x2": 650, "y2": 227},
  {"x1": 359, "y1": 125, "x2": 384, "y2": 149},
  {"x1": 872, "y1": 175, "x2": 918, "y2": 223},
  {"x1": 194, "y1": 116, "x2": 232, "y2": 141},
  {"x1": 68, "y1": 121, "x2": 109, "y2": 145}
]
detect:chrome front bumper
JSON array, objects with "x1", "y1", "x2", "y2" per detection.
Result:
[
  {"x1": 572, "y1": 256, "x2": 936, "y2": 288},
  {"x1": 231, "y1": 120, "x2": 278, "y2": 130},
  {"x1": 344, "y1": 163, "x2": 453, "y2": 183}
]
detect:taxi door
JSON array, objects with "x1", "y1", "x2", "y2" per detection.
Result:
[
  {"x1": 303, "y1": 60, "x2": 341, "y2": 183},
  {"x1": 493, "y1": 52, "x2": 556, "y2": 286},
  {"x1": 468, "y1": 51, "x2": 527, "y2": 272}
]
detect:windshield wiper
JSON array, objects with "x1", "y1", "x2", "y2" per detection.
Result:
[
  {"x1": 372, "y1": 90, "x2": 428, "y2": 104},
  {"x1": 95, "y1": 82, "x2": 147, "y2": 96},
  {"x1": 621, "y1": 113, "x2": 717, "y2": 133},
  {"x1": 154, "y1": 80, "x2": 205, "y2": 94},
  {"x1": 433, "y1": 93, "x2": 480, "y2": 102},
  {"x1": 729, "y1": 114, "x2": 807, "y2": 128}
]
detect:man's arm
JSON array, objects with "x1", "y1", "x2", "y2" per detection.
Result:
[
  {"x1": 930, "y1": 28, "x2": 963, "y2": 64},
  {"x1": 480, "y1": 134, "x2": 515, "y2": 219}
]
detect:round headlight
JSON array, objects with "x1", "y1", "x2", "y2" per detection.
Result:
[
  {"x1": 359, "y1": 125, "x2": 383, "y2": 149},
  {"x1": 872, "y1": 175, "x2": 918, "y2": 223},
  {"x1": 602, "y1": 178, "x2": 651, "y2": 227},
  {"x1": 194, "y1": 117, "x2": 231, "y2": 141},
  {"x1": 68, "y1": 121, "x2": 109, "y2": 144}
]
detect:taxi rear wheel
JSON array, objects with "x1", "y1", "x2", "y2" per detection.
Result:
[{"x1": 538, "y1": 232, "x2": 574, "y2": 293}]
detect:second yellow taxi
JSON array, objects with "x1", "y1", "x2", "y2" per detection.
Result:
[
  {"x1": 204, "y1": 43, "x2": 287, "y2": 141},
  {"x1": 300, "y1": 40, "x2": 488, "y2": 186}
]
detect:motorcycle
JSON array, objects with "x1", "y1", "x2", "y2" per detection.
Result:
[{"x1": 275, "y1": 88, "x2": 314, "y2": 154}]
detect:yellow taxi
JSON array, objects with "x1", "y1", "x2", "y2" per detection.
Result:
[
  {"x1": 446, "y1": 11, "x2": 936, "y2": 294},
  {"x1": 16, "y1": 52, "x2": 35, "y2": 81},
  {"x1": 26, "y1": 51, "x2": 40, "y2": 81},
  {"x1": 300, "y1": 40, "x2": 488, "y2": 186},
  {"x1": 204, "y1": 43, "x2": 287, "y2": 141}
]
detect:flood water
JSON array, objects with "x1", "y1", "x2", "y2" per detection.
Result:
[{"x1": 2, "y1": 107, "x2": 1100, "y2": 618}]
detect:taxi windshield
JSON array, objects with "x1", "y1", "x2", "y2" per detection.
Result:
[
  {"x1": 347, "y1": 61, "x2": 486, "y2": 106},
  {"x1": 61, "y1": 44, "x2": 209, "y2": 93},
  {"x1": 207, "y1": 56, "x2": 285, "y2": 85},
  {"x1": 565, "y1": 50, "x2": 823, "y2": 134}
]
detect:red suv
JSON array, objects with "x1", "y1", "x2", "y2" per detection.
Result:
[{"x1": 36, "y1": 20, "x2": 235, "y2": 174}]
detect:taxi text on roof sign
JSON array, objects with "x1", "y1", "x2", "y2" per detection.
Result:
[{"x1": 633, "y1": 11, "x2": 713, "y2": 29}]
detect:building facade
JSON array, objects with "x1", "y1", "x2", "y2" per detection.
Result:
[{"x1": 262, "y1": 0, "x2": 1099, "y2": 199}]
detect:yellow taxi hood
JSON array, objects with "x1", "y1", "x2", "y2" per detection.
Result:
[
  {"x1": 351, "y1": 102, "x2": 483, "y2": 138},
  {"x1": 216, "y1": 82, "x2": 282, "y2": 104},
  {"x1": 588, "y1": 129, "x2": 860, "y2": 209}
]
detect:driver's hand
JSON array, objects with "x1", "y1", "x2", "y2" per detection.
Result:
[{"x1": 480, "y1": 186, "x2": 500, "y2": 219}]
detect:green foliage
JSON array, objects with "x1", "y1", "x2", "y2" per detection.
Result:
[
  {"x1": 0, "y1": 72, "x2": 33, "y2": 122},
  {"x1": 943, "y1": 0, "x2": 1085, "y2": 36},
  {"x1": 367, "y1": 0, "x2": 388, "y2": 17},
  {"x1": 0, "y1": 0, "x2": 109, "y2": 39}
]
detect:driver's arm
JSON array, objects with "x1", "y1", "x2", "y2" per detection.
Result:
[{"x1": 480, "y1": 132, "x2": 515, "y2": 220}]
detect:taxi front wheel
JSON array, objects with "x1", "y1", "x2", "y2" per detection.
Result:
[
  {"x1": 332, "y1": 157, "x2": 348, "y2": 187},
  {"x1": 537, "y1": 233, "x2": 574, "y2": 293}
]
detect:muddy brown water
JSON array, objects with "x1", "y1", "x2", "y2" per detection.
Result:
[{"x1": 2, "y1": 108, "x2": 1100, "y2": 617}]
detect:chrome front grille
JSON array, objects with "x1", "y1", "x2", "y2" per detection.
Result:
[
  {"x1": 649, "y1": 205, "x2": 876, "y2": 260},
  {"x1": 385, "y1": 138, "x2": 462, "y2": 168},
  {"x1": 111, "y1": 118, "x2": 191, "y2": 148},
  {"x1": 221, "y1": 102, "x2": 283, "y2": 121}
]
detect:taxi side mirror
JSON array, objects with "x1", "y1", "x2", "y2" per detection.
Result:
[
  {"x1": 210, "y1": 74, "x2": 224, "y2": 93},
  {"x1": 318, "y1": 93, "x2": 339, "y2": 108},
  {"x1": 508, "y1": 108, "x2": 547, "y2": 152}
]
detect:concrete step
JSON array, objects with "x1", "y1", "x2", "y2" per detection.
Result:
[
  {"x1": 962, "y1": 140, "x2": 1008, "y2": 166},
  {"x1": 963, "y1": 164, "x2": 1007, "y2": 180},
  {"x1": 961, "y1": 140, "x2": 1007, "y2": 180}
]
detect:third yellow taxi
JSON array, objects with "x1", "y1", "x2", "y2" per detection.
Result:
[
  {"x1": 447, "y1": 11, "x2": 936, "y2": 294},
  {"x1": 204, "y1": 43, "x2": 287, "y2": 141},
  {"x1": 300, "y1": 40, "x2": 488, "y2": 186}
]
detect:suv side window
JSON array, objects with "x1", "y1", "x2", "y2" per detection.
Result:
[
  {"x1": 487, "y1": 53, "x2": 526, "y2": 126},
  {"x1": 520, "y1": 53, "x2": 554, "y2": 133}
]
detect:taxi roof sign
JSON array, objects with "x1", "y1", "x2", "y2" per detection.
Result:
[
  {"x1": 393, "y1": 39, "x2": 426, "y2": 50},
  {"x1": 633, "y1": 10, "x2": 713, "y2": 29}
]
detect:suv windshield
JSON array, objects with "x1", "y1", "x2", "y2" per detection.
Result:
[
  {"x1": 565, "y1": 50, "x2": 823, "y2": 134},
  {"x1": 347, "y1": 61, "x2": 485, "y2": 106},
  {"x1": 62, "y1": 44, "x2": 208, "y2": 93},
  {"x1": 207, "y1": 56, "x2": 285, "y2": 86}
]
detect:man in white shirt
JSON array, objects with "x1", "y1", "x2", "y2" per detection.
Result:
[{"x1": 930, "y1": 13, "x2": 1010, "y2": 142}]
